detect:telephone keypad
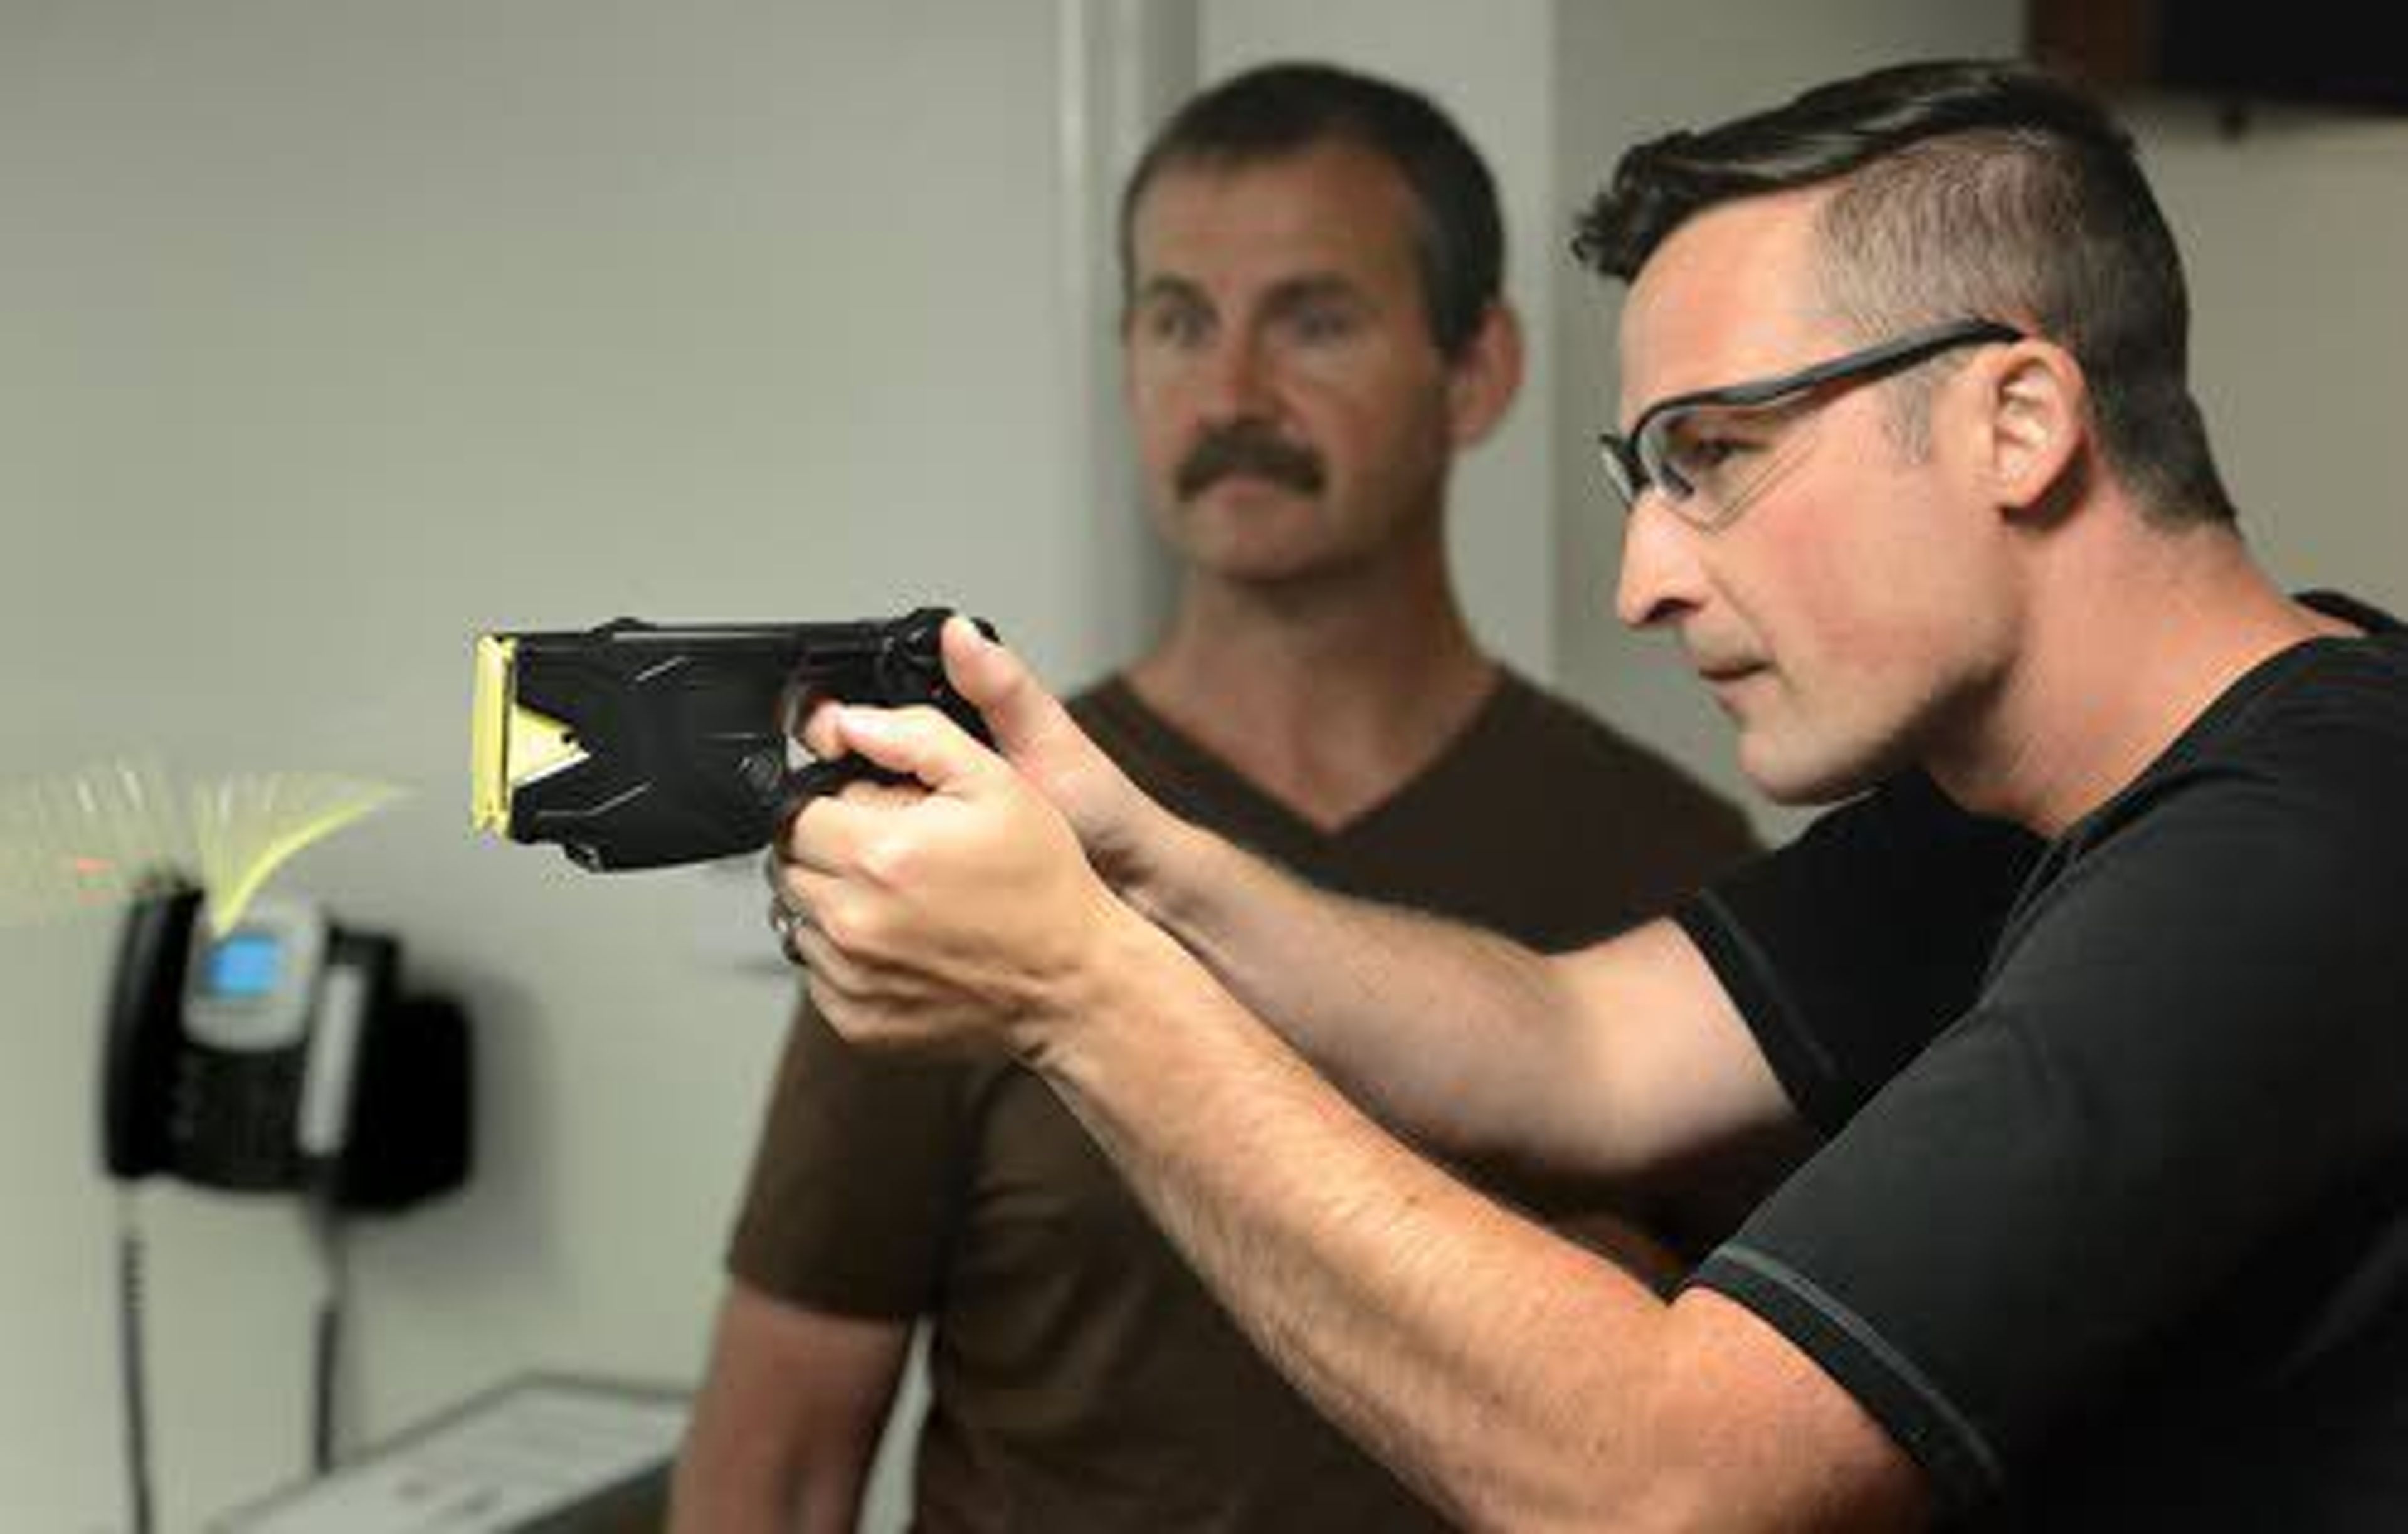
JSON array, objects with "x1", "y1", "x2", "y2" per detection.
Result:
[{"x1": 167, "y1": 1048, "x2": 305, "y2": 1190}]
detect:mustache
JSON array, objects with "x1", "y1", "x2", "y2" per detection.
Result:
[{"x1": 1174, "y1": 424, "x2": 1325, "y2": 501}]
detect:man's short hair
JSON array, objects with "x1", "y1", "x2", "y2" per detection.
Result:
[
  {"x1": 1120, "y1": 61, "x2": 1504, "y2": 359},
  {"x1": 1576, "y1": 58, "x2": 2236, "y2": 525}
]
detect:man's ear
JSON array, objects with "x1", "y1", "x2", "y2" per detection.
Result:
[
  {"x1": 1981, "y1": 339, "x2": 2087, "y2": 518},
  {"x1": 1445, "y1": 300, "x2": 1524, "y2": 450}
]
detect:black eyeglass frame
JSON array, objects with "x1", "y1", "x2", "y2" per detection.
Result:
[{"x1": 1598, "y1": 317, "x2": 2026, "y2": 515}]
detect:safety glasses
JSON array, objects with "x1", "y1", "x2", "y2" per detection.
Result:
[{"x1": 1598, "y1": 318, "x2": 2024, "y2": 530}]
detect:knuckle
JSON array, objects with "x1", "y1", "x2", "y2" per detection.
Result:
[
  {"x1": 815, "y1": 898, "x2": 856, "y2": 950},
  {"x1": 816, "y1": 896, "x2": 878, "y2": 956},
  {"x1": 858, "y1": 831, "x2": 918, "y2": 889}
]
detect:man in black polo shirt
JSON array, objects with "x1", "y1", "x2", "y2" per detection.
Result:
[{"x1": 770, "y1": 60, "x2": 2408, "y2": 1529}]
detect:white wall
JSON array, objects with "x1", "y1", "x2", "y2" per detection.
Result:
[
  {"x1": 2137, "y1": 99, "x2": 2408, "y2": 615},
  {"x1": 0, "y1": 4, "x2": 1116, "y2": 1527}
]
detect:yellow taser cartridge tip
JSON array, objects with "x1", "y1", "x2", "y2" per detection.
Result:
[
  {"x1": 471, "y1": 634, "x2": 517, "y2": 834},
  {"x1": 472, "y1": 634, "x2": 590, "y2": 838}
]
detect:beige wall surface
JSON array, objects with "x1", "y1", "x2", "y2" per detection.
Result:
[
  {"x1": 2141, "y1": 101, "x2": 2408, "y2": 614},
  {"x1": 0, "y1": 3, "x2": 1100, "y2": 1526}
]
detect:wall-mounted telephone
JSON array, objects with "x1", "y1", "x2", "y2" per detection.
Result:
[
  {"x1": 100, "y1": 887, "x2": 470, "y2": 1210},
  {"x1": 98, "y1": 888, "x2": 474, "y2": 1531}
]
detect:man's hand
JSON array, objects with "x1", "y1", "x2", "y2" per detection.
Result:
[
  {"x1": 921, "y1": 617, "x2": 1173, "y2": 890},
  {"x1": 771, "y1": 675, "x2": 1127, "y2": 1061}
]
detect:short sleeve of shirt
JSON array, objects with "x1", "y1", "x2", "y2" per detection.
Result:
[
  {"x1": 1674, "y1": 773, "x2": 2040, "y2": 1133},
  {"x1": 1689, "y1": 647, "x2": 2408, "y2": 1515}
]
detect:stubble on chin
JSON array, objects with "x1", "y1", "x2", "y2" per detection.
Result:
[{"x1": 1730, "y1": 685, "x2": 1911, "y2": 807}]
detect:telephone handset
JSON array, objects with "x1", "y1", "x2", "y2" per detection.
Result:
[{"x1": 100, "y1": 888, "x2": 469, "y2": 1209}]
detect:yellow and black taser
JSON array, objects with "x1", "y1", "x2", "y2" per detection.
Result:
[{"x1": 471, "y1": 607, "x2": 993, "y2": 870}]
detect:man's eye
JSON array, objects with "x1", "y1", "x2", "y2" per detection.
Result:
[
  {"x1": 1144, "y1": 306, "x2": 1210, "y2": 347},
  {"x1": 1671, "y1": 435, "x2": 1756, "y2": 476},
  {"x1": 1285, "y1": 305, "x2": 1356, "y2": 344}
]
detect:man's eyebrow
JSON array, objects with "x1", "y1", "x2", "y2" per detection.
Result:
[
  {"x1": 1129, "y1": 271, "x2": 1372, "y2": 313},
  {"x1": 1260, "y1": 273, "x2": 1369, "y2": 312},
  {"x1": 1131, "y1": 273, "x2": 1208, "y2": 310}
]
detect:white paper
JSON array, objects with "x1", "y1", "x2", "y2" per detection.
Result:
[{"x1": 210, "y1": 1376, "x2": 687, "y2": 1533}]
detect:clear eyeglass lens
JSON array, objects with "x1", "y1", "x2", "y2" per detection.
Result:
[{"x1": 1642, "y1": 395, "x2": 1822, "y2": 528}]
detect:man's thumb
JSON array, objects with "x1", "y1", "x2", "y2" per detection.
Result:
[{"x1": 943, "y1": 614, "x2": 1068, "y2": 760}]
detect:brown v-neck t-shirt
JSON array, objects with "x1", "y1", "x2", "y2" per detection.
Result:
[{"x1": 727, "y1": 671, "x2": 1755, "y2": 1531}]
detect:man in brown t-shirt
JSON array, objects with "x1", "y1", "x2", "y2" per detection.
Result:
[{"x1": 670, "y1": 61, "x2": 1755, "y2": 1533}]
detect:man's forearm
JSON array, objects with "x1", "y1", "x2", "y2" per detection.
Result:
[
  {"x1": 1122, "y1": 814, "x2": 1602, "y2": 1169},
  {"x1": 1028, "y1": 912, "x2": 1704, "y2": 1531},
  {"x1": 668, "y1": 1288, "x2": 907, "y2": 1534}
]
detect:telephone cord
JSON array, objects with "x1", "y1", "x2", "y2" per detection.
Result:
[
  {"x1": 307, "y1": 1199, "x2": 349, "y2": 1476},
  {"x1": 115, "y1": 1190, "x2": 156, "y2": 1534}
]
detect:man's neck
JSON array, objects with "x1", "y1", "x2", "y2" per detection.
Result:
[
  {"x1": 1127, "y1": 557, "x2": 1497, "y2": 832},
  {"x1": 1933, "y1": 520, "x2": 2348, "y2": 838}
]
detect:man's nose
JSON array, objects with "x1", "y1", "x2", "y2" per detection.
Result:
[
  {"x1": 1195, "y1": 330, "x2": 1275, "y2": 422},
  {"x1": 1613, "y1": 499, "x2": 1706, "y2": 631}
]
